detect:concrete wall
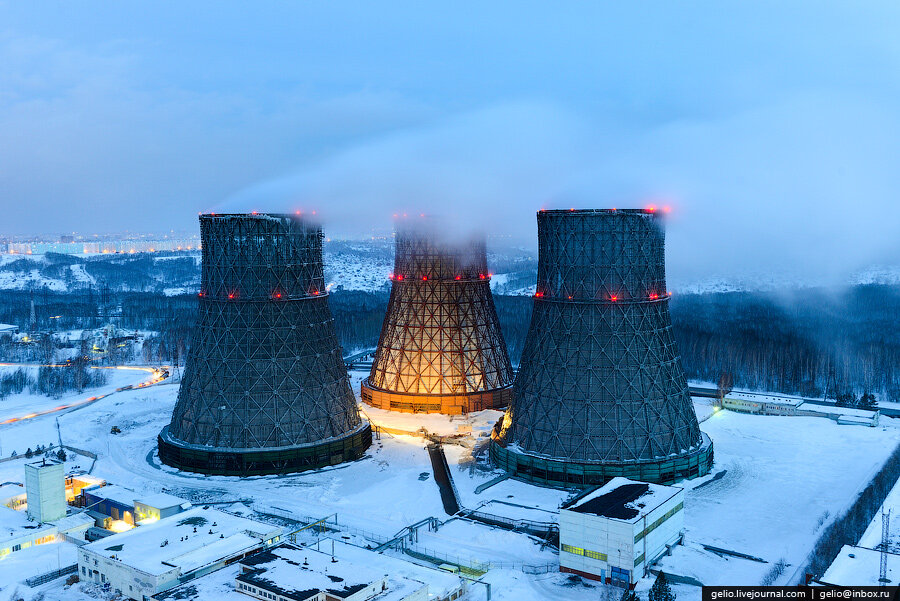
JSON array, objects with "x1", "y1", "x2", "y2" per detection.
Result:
[
  {"x1": 559, "y1": 488, "x2": 684, "y2": 585},
  {"x1": 78, "y1": 547, "x2": 170, "y2": 601}
]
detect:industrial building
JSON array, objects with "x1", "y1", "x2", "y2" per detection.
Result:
[
  {"x1": 159, "y1": 213, "x2": 371, "y2": 476},
  {"x1": 492, "y1": 209, "x2": 713, "y2": 486},
  {"x1": 25, "y1": 458, "x2": 67, "y2": 523},
  {"x1": 0, "y1": 483, "x2": 26, "y2": 510},
  {"x1": 559, "y1": 477, "x2": 685, "y2": 587},
  {"x1": 0, "y1": 505, "x2": 93, "y2": 558},
  {"x1": 77, "y1": 506, "x2": 283, "y2": 600},
  {"x1": 362, "y1": 226, "x2": 514, "y2": 414},
  {"x1": 722, "y1": 392, "x2": 879, "y2": 426},
  {"x1": 153, "y1": 539, "x2": 467, "y2": 601},
  {"x1": 81, "y1": 484, "x2": 191, "y2": 530}
]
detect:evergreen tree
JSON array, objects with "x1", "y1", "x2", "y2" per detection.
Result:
[
  {"x1": 56, "y1": 449, "x2": 67, "y2": 462},
  {"x1": 24, "y1": 448, "x2": 33, "y2": 459},
  {"x1": 648, "y1": 572, "x2": 675, "y2": 601},
  {"x1": 621, "y1": 589, "x2": 640, "y2": 601},
  {"x1": 859, "y1": 391, "x2": 878, "y2": 411}
]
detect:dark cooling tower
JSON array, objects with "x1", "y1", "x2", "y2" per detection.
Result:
[
  {"x1": 158, "y1": 213, "x2": 371, "y2": 476},
  {"x1": 360, "y1": 227, "x2": 514, "y2": 414},
  {"x1": 491, "y1": 209, "x2": 712, "y2": 486}
]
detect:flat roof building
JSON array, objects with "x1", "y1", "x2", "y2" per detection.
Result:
[
  {"x1": 78, "y1": 506, "x2": 283, "y2": 600},
  {"x1": 559, "y1": 477, "x2": 685, "y2": 588},
  {"x1": 153, "y1": 539, "x2": 466, "y2": 601},
  {"x1": 0, "y1": 506, "x2": 93, "y2": 558}
]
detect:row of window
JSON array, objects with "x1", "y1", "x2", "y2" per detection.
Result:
[
  {"x1": 237, "y1": 582, "x2": 283, "y2": 601},
  {"x1": 561, "y1": 543, "x2": 608, "y2": 561},
  {"x1": 634, "y1": 501, "x2": 683, "y2": 543}
]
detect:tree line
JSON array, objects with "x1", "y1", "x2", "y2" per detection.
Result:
[{"x1": 2, "y1": 283, "x2": 898, "y2": 401}]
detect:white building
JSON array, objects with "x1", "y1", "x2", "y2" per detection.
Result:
[
  {"x1": 134, "y1": 492, "x2": 192, "y2": 524},
  {"x1": 25, "y1": 458, "x2": 67, "y2": 523},
  {"x1": 559, "y1": 477, "x2": 685, "y2": 588},
  {"x1": 0, "y1": 483, "x2": 26, "y2": 510},
  {"x1": 77, "y1": 506, "x2": 283, "y2": 600},
  {"x1": 0, "y1": 506, "x2": 93, "y2": 558},
  {"x1": 0, "y1": 323, "x2": 18, "y2": 337},
  {"x1": 152, "y1": 539, "x2": 467, "y2": 601}
]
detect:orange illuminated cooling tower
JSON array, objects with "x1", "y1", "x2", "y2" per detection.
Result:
[{"x1": 361, "y1": 227, "x2": 514, "y2": 414}]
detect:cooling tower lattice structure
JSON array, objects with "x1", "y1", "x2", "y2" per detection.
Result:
[
  {"x1": 491, "y1": 209, "x2": 712, "y2": 486},
  {"x1": 158, "y1": 213, "x2": 371, "y2": 476},
  {"x1": 361, "y1": 228, "x2": 514, "y2": 414}
]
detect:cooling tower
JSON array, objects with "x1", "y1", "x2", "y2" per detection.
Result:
[
  {"x1": 361, "y1": 227, "x2": 514, "y2": 414},
  {"x1": 491, "y1": 209, "x2": 712, "y2": 486},
  {"x1": 158, "y1": 213, "x2": 371, "y2": 476}
]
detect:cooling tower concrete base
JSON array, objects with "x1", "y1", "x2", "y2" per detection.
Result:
[
  {"x1": 360, "y1": 378, "x2": 512, "y2": 415},
  {"x1": 158, "y1": 423, "x2": 372, "y2": 477},
  {"x1": 490, "y1": 430, "x2": 713, "y2": 487}
]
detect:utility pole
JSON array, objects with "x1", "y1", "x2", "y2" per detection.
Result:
[{"x1": 880, "y1": 508, "x2": 891, "y2": 585}]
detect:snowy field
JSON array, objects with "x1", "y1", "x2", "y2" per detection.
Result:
[
  {"x1": 0, "y1": 365, "x2": 157, "y2": 429},
  {"x1": 1, "y1": 373, "x2": 899, "y2": 599},
  {"x1": 656, "y1": 411, "x2": 900, "y2": 596}
]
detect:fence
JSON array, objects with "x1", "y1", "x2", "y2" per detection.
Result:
[{"x1": 26, "y1": 564, "x2": 77, "y2": 587}]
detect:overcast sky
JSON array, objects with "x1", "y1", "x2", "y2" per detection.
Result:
[{"x1": 1, "y1": 2, "x2": 899, "y2": 283}]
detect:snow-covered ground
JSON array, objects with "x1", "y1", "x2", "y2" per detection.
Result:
[
  {"x1": 656, "y1": 411, "x2": 900, "y2": 595},
  {"x1": 2, "y1": 368, "x2": 899, "y2": 599},
  {"x1": 0, "y1": 365, "x2": 157, "y2": 429}
]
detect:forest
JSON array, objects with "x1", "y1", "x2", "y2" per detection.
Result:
[{"x1": 1, "y1": 283, "x2": 898, "y2": 401}]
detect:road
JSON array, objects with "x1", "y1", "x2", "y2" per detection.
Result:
[{"x1": 0, "y1": 364, "x2": 168, "y2": 426}]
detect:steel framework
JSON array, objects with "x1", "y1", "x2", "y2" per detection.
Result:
[
  {"x1": 491, "y1": 209, "x2": 712, "y2": 486},
  {"x1": 159, "y1": 213, "x2": 370, "y2": 476},
  {"x1": 361, "y1": 228, "x2": 514, "y2": 414}
]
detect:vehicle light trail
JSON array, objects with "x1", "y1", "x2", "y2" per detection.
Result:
[{"x1": 0, "y1": 365, "x2": 168, "y2": 426}]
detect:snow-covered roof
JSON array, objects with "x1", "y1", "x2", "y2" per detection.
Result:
[
  {"x1": 0, "y1": 483, "x2": 25, "y2": 501},
  {"x1": 238, "y1": 543, "x2": 391, "y2": 600},
  {"x1": 81, "y1": 506, "x2": 283, "y2": 577},
  {"x1": 135, "y1": 491, "x2": 191, "y2": 511},
  {"x1": 562, "y1": 477, "x2": 682, "y2": 523},
  {"x1": 237, "y1": 541, "x2": 459, "y2": 601},
  {"x1": 799, "y1": 403, "x2": 878, "y2": 418},
  {"x1": 82, "y1": 484, "x2": 139, "y2": 507},
  {"x1": 0, "y1": 324, "x2": 17, "y2": 332},
  {"x1": 53, "y1": 512, "x2": 95, "y2": 534},
  {"x1": 821, "y1": 545, "x2": 900, "y2": 586},
  {"x1": 0, "y1": 506, "x2": 56, "y2": 544}
]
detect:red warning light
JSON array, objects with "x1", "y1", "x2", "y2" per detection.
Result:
[
  {"x1": 662, "y1": 206, "x2": 672, "y2": 214},
  {"x1": 228, "y1": 293, "x2": 235, "y2": 300},
  {"x1": 610, "y1": 295, "x2": 619, "y2": 302},
  {"x1": 455, "y1": 275, "x2": 461, "y2": 281},
  {"x1": 649, "y1": 293, "x2": 659, "y2": 300},
  {"x1": 312, "y1": 290, "x2": 320, "y2": 295},
  {"x1": 422, "y1": 276, "x2": 428, "y2": 281},
  {"x1": 479, "y1": 274, "x2": 485, "y2": 280},
  {"x1": 535, "y1": 291, "x2": 544, "y2": 298},
  {"x1": 251, "y1": 211, "x2": 258, "y2": 215},
  {"x1": 274, "y1": 292, "x2": 282, "y2": 299},
  {"x1": 397, "y1": 275, "x2": 404, "y2": 281},
  {"x1": 198, "y1": 292, "x2": 204, "y2": 298},
  {"x1": 646, "y1": 205, "x2": 657, "y2": 213}
]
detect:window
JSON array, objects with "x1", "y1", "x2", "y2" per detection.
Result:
[
  {"x1": 561, "y1": 543, "x2": 584, "y2": 556},
  {"x1": 585, "y1": 550, "x2": 608, "y2": 561}
]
